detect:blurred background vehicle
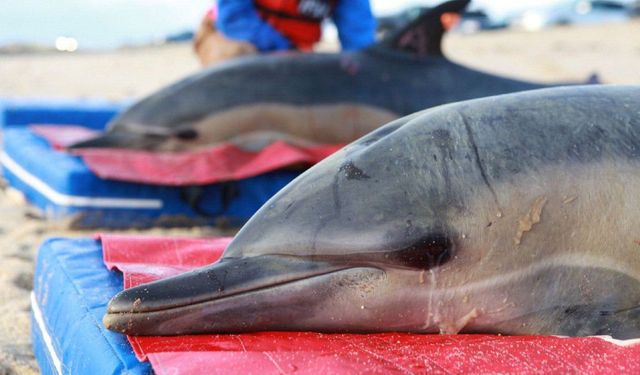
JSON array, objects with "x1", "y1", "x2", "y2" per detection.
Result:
[
  {"x1": 2, "y1": 0, "x2": 638, "y2": 53},
  {"x1": 509, "y1": 0, "x2": 636, "y2": 31},
  {"x1": 375, "y1": 0, "x2": 637, "y2": 36}
]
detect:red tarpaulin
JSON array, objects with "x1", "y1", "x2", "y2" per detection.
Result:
[
  {"x1": 30, "y1": 124, "x2": 101, "y2": 150},
  {"x1": 31, "y1": 125, "x2": 342, "y2": 186},
  {"x1": 100, "y1": 234, "x2": 640, "y2": 375}
]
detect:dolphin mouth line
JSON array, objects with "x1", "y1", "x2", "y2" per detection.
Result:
[
  {"x1": 106, "y1": 266, "x2": 364, "y2": 316},
  {"x1": 103, "y1": 266, "x2": 383, "y2": 334}
]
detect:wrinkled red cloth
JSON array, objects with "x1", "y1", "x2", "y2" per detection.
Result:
[
  {"x1": 31, "y1": 125, "x2": 342, "y2": 186},
  {"x1": 30, "y1": 125, "x2": 101, "y2": 149},
  {"x1": 100, "y1": 234, "x2": 640, "y2": 375}
]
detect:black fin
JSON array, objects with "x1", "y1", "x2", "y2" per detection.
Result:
[
  {"x1": 561, "y1": 304, "x2": 640, "y2": 339},
  {"x1": 494, "y1": 303, "x2": 640, "y2": 340},
  {"x1": 377, "y1": 0, "x2": 470, "y2": 57},
  {"x1": 585, "y1": 72, "x2": 601, "y2": 84}
]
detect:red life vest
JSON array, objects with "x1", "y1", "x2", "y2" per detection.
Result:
[{"x1": 255, "y1": 0, "x2": 336, "y2": 51}]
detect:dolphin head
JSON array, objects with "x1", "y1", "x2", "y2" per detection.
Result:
[
  {"x1": 100, "y1": 86, "x2": 640, "y2": 339},
  {"x1": 103, "y1": 108, "x2": 491, "y2": 336}
]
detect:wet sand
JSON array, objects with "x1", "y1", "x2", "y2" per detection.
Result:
[{"x1": 0, "y1": 20, "x2": 638, "y2": 374}]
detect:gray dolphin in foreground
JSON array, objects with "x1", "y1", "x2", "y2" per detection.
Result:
[
  {"x1": 70, "y1": 0, "x2": 584, "y2": 153},
  {"x1": 105, "y1": 85, "x2": 640, "y2": 338}
]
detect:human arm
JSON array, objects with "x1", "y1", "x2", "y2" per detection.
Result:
[{"x1": 331, "y1": 0, "x2": 376, "y2": 51}]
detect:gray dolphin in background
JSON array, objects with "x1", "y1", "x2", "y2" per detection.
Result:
[
  {"x1": 105, "y1": 85, "x2": 640, "y2": 338},
  {"x1": 71, "y1": 0, "x2": 582, "y2": 152}
]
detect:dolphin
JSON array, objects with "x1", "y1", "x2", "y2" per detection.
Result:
[
  {"x1": 104, "y1": 85, "x2": 640, "y2": 338},
  {"x1": 70, "y1": 0, "x2": 575, "y2": 153}
]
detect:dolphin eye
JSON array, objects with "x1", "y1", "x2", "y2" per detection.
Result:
[
  {"x1": 385, "y1": 234, "x2": 453, "y2": 269},
  {"x1": 174, "y1": 128, "x2": 198, "y2": 140}
]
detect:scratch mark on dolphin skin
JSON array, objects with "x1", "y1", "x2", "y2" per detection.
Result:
[
  {"x1": 514, "y1": 195, "x2": 548, "y2": 245},
  {"x1": 311, "y1": 161, "x2": 368, "y2": 249},
  {"x1": 339, "y1": 161, "x2": 371, "y2": 180},
  {"x1": 423, "y1": 270, "x2": 437, "y2": 329},
  {"x1": 438, "y1": 308, "x2": 480, "y2": 334},
  {"x1": 332, "y1": 172, "x2": 341, "y2": 210},
  {"x1": 206, "y1": 268, "x2": 227, "y2": 292},
  {"x1": 460, "y1": 113, "x2": 503, "y2": 214},
  {"x1": 484, "y1": 301, "x2": 516, "y2": 316},
  {"x1": 311, "y1": 171, "x2": 342, "y2": 251},
  {"x1": 563, "y1": 195, "x2": 578, "y2": 204}
]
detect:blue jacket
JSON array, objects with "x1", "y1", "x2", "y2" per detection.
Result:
[{"x1": 216, "y1": 0, "x2": 376, "y2": 52}]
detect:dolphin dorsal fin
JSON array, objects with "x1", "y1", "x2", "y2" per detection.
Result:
[{"x1": 379, "y1": 0, "x2": 470, "y2": 57}]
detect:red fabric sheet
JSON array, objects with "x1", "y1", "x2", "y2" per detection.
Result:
[
  {"x1": 30, "y1": 124, "x2": 101, "y2": 149},
  {"x1": 31, "y1": 125, "x2": 341, "y2": 186},
  {"x1": 100, "y1": 234, "x2": 640, "y2": 375}
]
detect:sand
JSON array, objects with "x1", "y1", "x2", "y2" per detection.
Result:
[
  {"x1": 0, "y1": 20, "x2": 639, "y2": 374},
  {"x1": 444, "y1": 20, "x2": 640, "y2": 85}
]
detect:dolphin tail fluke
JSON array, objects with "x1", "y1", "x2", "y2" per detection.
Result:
[{"x1": 375, "y1": 0, "x2": 470, "y2": 57}]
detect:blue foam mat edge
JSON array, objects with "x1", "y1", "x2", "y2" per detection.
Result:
[
  {"x1": 0, "y1": 105, "x2": 299, "y2": 228},
  {"x1": 0, "y1": 98, "x2": 125, "y2": 130},
  {"x1": 32, "y1": 237, "x2": 151, "y2": 375}
]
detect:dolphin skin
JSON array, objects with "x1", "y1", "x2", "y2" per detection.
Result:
[
  {"x1": 71, "y1": 0, "x2": 560, "y2": 152},
  {"x1": 105, "y1": 85, "x2": 640, "y2": 338}
]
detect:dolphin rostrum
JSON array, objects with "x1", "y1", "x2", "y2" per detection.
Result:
[
  {"x1": 71, "y1": 0, "x2": 576, "y2": 153},
  {"x1": 104, "y1": 85, "x2": 640, "y2": 339}
]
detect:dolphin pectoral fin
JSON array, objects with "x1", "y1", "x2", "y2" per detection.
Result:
[
  {"x1": 487, "y1": 304, "x2": 640, "y2": 340},
  {"x1": 595, "y1": 304, "x2": 640, "y2": 339},
  {"x1": 103, "y1": 255, "x2": 380, "y2": 335}
]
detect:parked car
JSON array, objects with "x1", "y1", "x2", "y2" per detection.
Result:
[
  {"x1": 509, "y1": 0, "x2": 632, "y2": 31},
  {"x1": 164, "y1": 30, "x2": 194, "y2": 44}
]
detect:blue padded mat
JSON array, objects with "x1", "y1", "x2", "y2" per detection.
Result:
[
  {"x1": 0, "y1": 98, "x2": 124, "y2": 130},
  {"x1": 31, "y1": 238, "x2": 150, "y2": 375},
  {"x1": 1, "y1": 108, "x2": 299, "y2": 228}
]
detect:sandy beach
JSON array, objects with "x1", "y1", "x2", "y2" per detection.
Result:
[{"x1": 0, "y1": 20, "x2": 639, "y2": 374}]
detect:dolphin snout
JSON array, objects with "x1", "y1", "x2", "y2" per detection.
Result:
[{"x1": 104, "y1": 255, "x2": 382, "y2": 335}]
